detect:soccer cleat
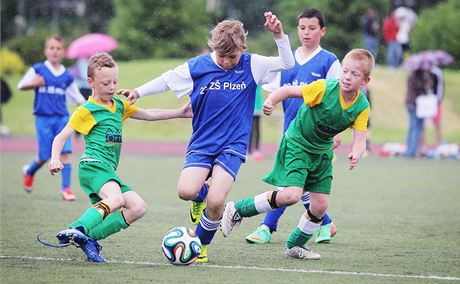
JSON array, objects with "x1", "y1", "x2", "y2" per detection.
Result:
[
  {"x1": 245, "y1": 226, "x2": 271, "y2": 244},
  {"x1": 56, "y1": 228, "x2": 106, "y2": 262},
  {"x1": 284, "y1": 245, "x2": 320, "y2": 260},
  {"x1": 60, "y1": 188, "x2": 77, "y2": 201},
  {"x1": 22, "y1": 165, "x2": 34, "y2": 193},
  {"x1": 220, "y1": 201, "x2": 242, "y2": 237},
  {"x1": 196, "y1": 244, "x2": 208, "y2": 263},
  {"x1": 315, "y1": 222, "x2": 337, "y2": 243},
  {"x1": 189, "y1": 200, "x2": 206, "y2": 225},
  {"x1": 330, "y1": 222, "x2": 337, "y2": 237}
]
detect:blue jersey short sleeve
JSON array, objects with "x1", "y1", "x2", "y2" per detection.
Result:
[
  {"x1": 32, "y1": 62, "x2": 74, "y2": 116},
  {"x1": 186, "y1": 53, "x2": 257, "y2": 158}
]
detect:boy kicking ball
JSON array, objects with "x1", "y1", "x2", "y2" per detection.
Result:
[
  {"x1": 46, "y1": 52, "x2": 192, "y2": 262},
  {"x1": 221, "y1": 49, "x2": 374, "y2": 260}
]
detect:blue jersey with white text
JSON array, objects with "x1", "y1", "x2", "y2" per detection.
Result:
[
  {"x1": 32, "y1": 62, "x2": 74, "y2": 116},
  {"x1": 281, "y1": 49, "x2": 338, "y2": 131},
  {"x1": 187, "y1": 53, "x2": 257, "y2": 158}
]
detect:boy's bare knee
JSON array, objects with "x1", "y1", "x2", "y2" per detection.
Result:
[
  {"x1": 132, "y1": 201, "x2": 148, "y2": 219},
  {"x1": 177, "y1": 187, "x2": 196, "y2": 201}
]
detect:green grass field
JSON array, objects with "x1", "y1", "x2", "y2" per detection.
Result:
[
  {"x1": 1, "y1": 152, "x2": 459, "y2": 283},
  {"x1": 2, "y1": 60, "x2": 460, "y2": 144}
]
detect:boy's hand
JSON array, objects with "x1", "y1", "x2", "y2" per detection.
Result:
[
  {"x1": 333, "y1": 134, "x2": 342, "y2": 149},
  {"x1": 263, "y1": 98, "x2": 276, "y2": 115},
  {"x1": 347, "y1": 152, "x2": 360, "y2": 170},
  {"x1": 181, "y1": 100, "x2": 193, "y2": 118},
  {"x1": 117, "y1": 89, "x2": 139, "y2": 104},
  {"x1": 49, "y1": 160, "x2": 64, "y2": 175},
  {"x1": 31, "y1": 75, "x2": 45, "y2": 87},
  {"x1": 264, "y1": 12, "x2": 283, "y2": 38}
]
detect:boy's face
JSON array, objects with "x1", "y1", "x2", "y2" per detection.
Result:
[
  {"x1": 88, "y1": 67, "x2": 118, "y2": 101},
  {"x1": 215, "y1": 50, "x2": 242, "y2": 70},
  {"x1": 297, "y1": 17, "x2": 326, "y2": 49},
  {"x1": 44, "y1": 39, "x2": 65, "y2": 65},
  {"x1": 340, "y1": 60, "x2": 370, "y2": 93}
]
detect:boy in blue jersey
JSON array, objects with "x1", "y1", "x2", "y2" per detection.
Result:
[
  {"x1": 221, "y1": 49, "x2": 374, "y2": 260},
  {"x1": 119, "y1": 12, "x2": 295, "y2": 263},
  {"x1": 17, "y1": 36, "x2": 86, "y2": 201},
  {"x1": 245, "y1": 8, "x2": 341, "y2": 245}
]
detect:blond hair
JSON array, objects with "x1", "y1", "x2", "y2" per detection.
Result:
[
  {"x1": 207, "y1": 19, "x2": 248, "y2": 55},
  {"x1": 87, "y1": 52, "x2": 117, "y2": 79},
  {"x1": 45, "y1": 35, "x2": 64, "y2": 48},
  {"x1": 342, "y1": 49, "x2": 375, "y2": 78}
]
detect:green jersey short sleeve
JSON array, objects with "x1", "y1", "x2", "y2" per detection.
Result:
[
  {"x1": 285, "y1": 79, "x2": 370, "y2": 154},
  {"x1": 68, "y1": 97, "x2": 138, "y2": 169}
]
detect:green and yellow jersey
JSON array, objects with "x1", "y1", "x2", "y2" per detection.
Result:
[
  {"x1": 286, "y1": 78, "x2": 370, "y2": 154},
  {"x1": 67, "y1": 96, "x2": 138, "y2": 170}
]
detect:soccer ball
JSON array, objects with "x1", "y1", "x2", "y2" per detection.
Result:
[{"x1": 161, "y1": 227, "x2": 202, "y2": 265}]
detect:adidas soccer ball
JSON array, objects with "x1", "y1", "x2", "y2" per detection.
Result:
[{"x1": 161, "y1": 227, "x2": 202, "y2": 265}]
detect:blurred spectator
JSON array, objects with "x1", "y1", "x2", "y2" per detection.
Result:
[
  {"x1": 361, "y1": 8, "x2": 380, "y2": 60},
  {"x1": 0, "y1": 77, "x2": 13, "y2": 136},
  {"x1": 394, "y1": 6, "x2": 418, "y2": 56},
  {"x1": 248, "y1": 85, "x2": 264, "y2": 161},
  {"x1": 405, "y1": 69, "x2": 433, "y2": 158},
  {"x1": 70, "y1": 58, "x2": 91, "y2": 100},
  {"x1": 430, "y1": 66, "x2": 445, "y2": 146},
  {"x1": 383, "y1": 10, "x2": 402, "y2": 68}
]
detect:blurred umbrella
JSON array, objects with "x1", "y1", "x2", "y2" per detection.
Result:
[
  {"x1": 66, "y1": 33, "x2": 118, "y2": 59},
  {"x1": 403, "y1": 50, "x2": 454, "y2": 71}
]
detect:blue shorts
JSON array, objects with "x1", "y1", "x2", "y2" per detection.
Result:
[
  {"x1": 183, "y1": 151, "x2": 244, "y2": 180},
  {"x1": 35, "y1": 115, "x2": 72, "y2": 160}
]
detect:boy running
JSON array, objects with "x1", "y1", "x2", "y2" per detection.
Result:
[
  {"x1": 245, "y1": 8, "x2": 342, "y2": 245},
  {"x1": 120, "y1": 12, "x2": 294, "y2": 263},
  {"x1": 221, "y1": 49, "x2": 374, "y2": 260},
  {"x1": 17, "y1": 36, "x2": 86, "y2": 201}
]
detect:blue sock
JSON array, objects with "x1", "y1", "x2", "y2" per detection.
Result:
[
  {"x1": 193, "y1": 183, "x2": 209, "y2": 203},
  {"x1": 61, "y1": 163, "x2": 71, "y2": 191},
  {"x1": 27, "y1": 160, "x2": 44, "y2": 176},
  {"x1": 262, "y1": 206, "x2": 287, "y2": 232},
  {"x1": 195, "y1": 210, "x2": 219, "y2": 245},
  {"x1": 321, "y1": 213, "x2": 332, "y2": 225}
]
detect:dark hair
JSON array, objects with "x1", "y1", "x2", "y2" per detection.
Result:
[{"x1": 297, "y1": 8, "x2": 326, "y2": 28}]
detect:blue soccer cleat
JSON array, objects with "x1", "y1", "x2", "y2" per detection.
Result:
[{"x1": 56, "y1": 228, "x2": 106, "y2": 263}]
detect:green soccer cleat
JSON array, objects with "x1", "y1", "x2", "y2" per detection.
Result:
[
  {"x1": 196, "y1": 244, "x2": 208, "y2": 263},
  {"x1": 315, "y1": 222, "x2": 336, "y2": 244},
  {"x1": 189, "y1": 200, "x2": 206, "y2": 225},
  {"x1": 245, "y1": 226, "x2": 271, "y2": 244}
]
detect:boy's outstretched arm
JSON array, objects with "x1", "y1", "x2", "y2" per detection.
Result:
[
  {"x1": 49, "y1": 126, "x2": 75, "y2": 175},
  {"x1": 131, "y1": 100, "x2": 193, "y2": 121},
  {"x1": 263, "y1": 86, "x2": 303, "y2": 115},
  {"x1": 348, "y1": 130, "x2": 367, "y2": 170},
  {"x1": 264, "y1": 12, "x2": 284, "y2": 39}
]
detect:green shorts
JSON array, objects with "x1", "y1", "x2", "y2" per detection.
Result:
[
  {"x1": 262, "y1": 136, "x2": 333, "y2": 194},
  {"x1": 78, "y1": 161, "x2": 132, "y2": 204}
]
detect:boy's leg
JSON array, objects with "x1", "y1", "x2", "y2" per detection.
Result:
[
  {"x1": 285, "y1": 192, "x2": 328, "y2": 260},
  {"x1": 301, "y1": 192, "x2": 336, "y2": 243},
  {"x1": 190, "y1": 182, "x2": 209, "y2": 225},
  {"x1": 222, "y1": 186, "x2": 303, "y2": 237},
  {"x1": 195, "y1": 165, "x2": 234, "y2": 263},
  {"x1": 88, "y1": 191, "x2": 147, "y2": 240}
]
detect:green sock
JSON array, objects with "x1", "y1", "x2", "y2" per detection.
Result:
[
  {"x1": 234, "y1": 197, "x2": 259, "y2": 217},
  {"x1": 286, "y1": 227, "x2": 313, "y2": 249},
  {"x1": 88, "y1": 211, "x2": 129, "y2": 240},
  {"x1": 69, "y1": 207, "x2": 104, "y2": 235}
]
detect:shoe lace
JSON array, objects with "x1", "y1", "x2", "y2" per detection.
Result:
[
  {"x1": 192, "y1": 202, "x2": 202, "y2": 215},
  {"x1": 297, "y1": 245, "x2": 312, "y2": 258}
]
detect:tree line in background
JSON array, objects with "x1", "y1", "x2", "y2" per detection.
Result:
[{"x1": 1, "y1": 0, "x2": 458, "y2": 72}]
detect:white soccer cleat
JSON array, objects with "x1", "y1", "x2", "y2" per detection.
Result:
[
  {"x1": 220, "y1": 201, "x2": 242, "y2": 237},
  {"x1": 284, "y1": 245, "x2": 321, "y2": 260}
]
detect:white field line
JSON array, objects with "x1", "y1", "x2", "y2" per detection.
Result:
[{"x1": 1, "y1": 255, "x2": 459, "y2": 281}]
